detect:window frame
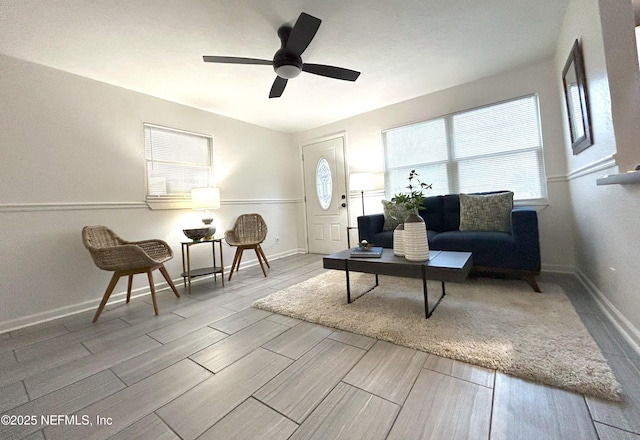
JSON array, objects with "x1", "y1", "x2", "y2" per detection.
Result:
[
  {"x1": 382, "y1": 94, "x2": 547, "y2": 205},
  {"x1": 143, "y1": 123, "x2": 214, "y2": 209}
]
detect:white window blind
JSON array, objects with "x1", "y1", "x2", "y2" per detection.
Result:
[
  {"x1": 383, "y1": 95, "x2": 546, "y2": 202},
  {"x1": 144, "y1": 124, "x2": 213, "y2": 199}
]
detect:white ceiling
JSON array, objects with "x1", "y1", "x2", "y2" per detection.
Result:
[{"x1": 0, "y1": 0, "x2": 571, "y2": 133}]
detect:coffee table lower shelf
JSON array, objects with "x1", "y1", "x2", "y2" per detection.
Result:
[{"x1": 323, "y1": 249, "x2": 472, "y2": 319}]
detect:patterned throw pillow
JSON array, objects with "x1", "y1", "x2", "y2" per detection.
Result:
[
  {"x1": 459, "y1": 192, "x2": 514, "y2": 232},
  {"x1": 382, "y1": 200, "x2": 412, "y2": 231}
]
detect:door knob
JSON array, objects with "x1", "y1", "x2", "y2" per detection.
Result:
[
  {"x1": 341, "y1": 194, "x2": 346, "y2": 199},
  {"x1": 341, "y1": 203, "x2": 347, "y2": 207}
]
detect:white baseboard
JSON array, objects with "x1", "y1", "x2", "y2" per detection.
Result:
[
  {"x1": 0, "y1": 281, "x2": 179, "y2": 335},
  {"x1": 575, "y1": 268, "x2": 640, "y2": 357},
  {"x1": 0, "y1": 249, "x2": 307, "y2": 334},
  {"x1": 541, "y1": 263, "x2": 575, "y2": 274}
]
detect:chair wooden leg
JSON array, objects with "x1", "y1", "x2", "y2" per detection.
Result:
[
  {"x1": 228, "y1": 247, "x2": 244, "y2": 281},
  {"x1": 228, "y1": 248, "x2": 240, "y2": 281},
  {"x1": 126, "y1": 275, "x2": 133, "y2": 303},
  {"x1": 159, "y1": 265, "x2": 180, "y2": 298},
  {"x1": 93, "y1": 272, "x2": 121, "y2": 323},
  {"x1": 254, "y1": 247, "x2": 268, "y2": 277},
  {"x1": 236, "y1": 247, "x2": 245, "y2": 271},
  {"x1": 147, "y1": 270, "x2": 159, "y2": 315},
  {"x1": 257, "y1": 244, "x2": 270, "y2": 268}
]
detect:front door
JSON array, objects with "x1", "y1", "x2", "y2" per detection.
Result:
[{"x1": 302, "y1": 136, "x2": 349, "y2": 254}]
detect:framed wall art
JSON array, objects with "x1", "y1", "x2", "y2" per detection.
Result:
[{"x1": 562, "y1": 39, "x2": 593, "y2": 154}]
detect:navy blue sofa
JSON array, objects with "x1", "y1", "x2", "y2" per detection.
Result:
[{"x1": 357, "y1": 193, "x2": 541, "y2": 291}]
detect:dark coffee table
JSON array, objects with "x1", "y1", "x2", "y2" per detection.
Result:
[{"x1": 323, "y1": 249, "x2": 472, "y2": 319}]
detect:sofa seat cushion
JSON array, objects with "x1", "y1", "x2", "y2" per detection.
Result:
[{"x1": 430, "y1": 230, "x2": 520, "y2": 269}]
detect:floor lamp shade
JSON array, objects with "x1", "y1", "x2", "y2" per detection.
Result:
[
  {"x1": 349, "y1": 173, "x2": 374, "y2": 216},
  {"x1": 191, "y1": 187, "x2": 220, "y2": 239}
]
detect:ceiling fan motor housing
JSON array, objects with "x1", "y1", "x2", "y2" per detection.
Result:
[
  {"x1": 273, "y1": 50, "x2": 302, "y2": 78},
  {"x1": 274, "y1": 26, "x2": 302, "y2": 79}
]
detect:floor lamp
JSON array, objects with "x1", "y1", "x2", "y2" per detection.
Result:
[{"x1": 349, "y1": 172, "x2": 375, "y2": 216}]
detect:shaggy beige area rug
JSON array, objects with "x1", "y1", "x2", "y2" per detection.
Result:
[{"x1": 253, "y1": 271, "x2": 621, "y2": 401}]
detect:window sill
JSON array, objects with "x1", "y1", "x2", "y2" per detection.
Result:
[
  {"x1": 146, "y1": 199, "x2": 191, "y2": 210},
  {"x1": 596, "y1": 171, "x2": 640, "y2": 186}
]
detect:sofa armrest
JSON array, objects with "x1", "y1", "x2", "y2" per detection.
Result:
[
  {"x1": 511, "y1": 207, "x2": 538, "y2": 241},
  {"x1": 511, "y1": 207, "x2": 541, "y2": 271},
  {"x1": 357, "y1": 214, "x2": 385, "y2": 243}
]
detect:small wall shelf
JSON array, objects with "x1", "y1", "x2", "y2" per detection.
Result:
[{"x1": 596, "y1": 171, "x2": 640, "y2": 186}]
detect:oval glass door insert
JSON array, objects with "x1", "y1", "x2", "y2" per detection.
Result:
[{"x1": 316, "y1": 158, "x2": 332, "y2": 210}]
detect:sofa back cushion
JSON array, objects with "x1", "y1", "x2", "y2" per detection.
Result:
[
  {"x1": 417, "y1": 194, "x2": 460, "y2": 232},
  {"x1": 442, "y1": 194, "x2": 462, "y2": 231},
  {"x1": 419, "y1": 195, "x2": 444, "y2": 231},
  {"x1": 419, "y1": 191, "x2": 513, "y2": 232}
]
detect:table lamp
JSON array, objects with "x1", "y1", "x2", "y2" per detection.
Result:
[
  {"x1": 349, "y1": 172, "x2": 374, "y2": 216},
  {"x1": 191, "y1": 187, "x2": 221, "y2": 240}
]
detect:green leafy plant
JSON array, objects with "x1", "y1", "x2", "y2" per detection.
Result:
[{"x1": 393, "y1": 170, "x2": 432, "y2": 214}]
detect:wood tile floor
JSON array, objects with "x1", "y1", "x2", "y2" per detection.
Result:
[{"x1": 1, "y1": 254, "x2": 639, "y2": 440}]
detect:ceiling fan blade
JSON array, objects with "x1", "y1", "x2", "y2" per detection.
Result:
[
  {"x1": 285, "y1": 12, "x2": 321, "y2": 57},
  {"x1": 269, "y1": 76, "x2": 288, "y2": 98},
  {"x1": 302, "y1": 63, "x2": 361, "y2": 81},
  {"x1": 203, "y1": 56, "x2": 272, "y2": 65}
]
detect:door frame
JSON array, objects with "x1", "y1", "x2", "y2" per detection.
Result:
[{"x1": 300, "y1": 132, "x2": 350, "y2": 253}]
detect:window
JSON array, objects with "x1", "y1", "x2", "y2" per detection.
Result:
[
  {"x1": 383, "y1": 95, "x2": 546, "y2": 202},
  {"x1": 144, "y1": 124, "x2": 213, "y2": 200},
  {"x1": 316, "y1": 158, "x2": 333, "y2": 210}
]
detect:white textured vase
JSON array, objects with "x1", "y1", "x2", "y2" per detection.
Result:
[
  {"x1": 393, "y1": 223, "x2": 405, "y2": 256},
  {"x1": 404, "y1": 214, "x2": 429, "y2": 262}
]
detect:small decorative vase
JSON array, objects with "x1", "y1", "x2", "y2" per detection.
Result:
[
  {"x1": 404, "y1": 213, "x2": 429, "y2": 262},
  {"x1": 393, "y1": 223, "x2": 405, "y2": 256}
]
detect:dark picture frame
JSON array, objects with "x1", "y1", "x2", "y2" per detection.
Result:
[{"x1": 562, "y1": 39, "x2": 593, "y2": 154}]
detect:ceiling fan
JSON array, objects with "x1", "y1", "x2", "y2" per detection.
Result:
[{"x1": 203, "y1": 12, "x2": 361, "y2": 98}]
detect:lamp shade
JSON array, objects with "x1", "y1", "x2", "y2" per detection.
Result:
[
  {"x1": 191, "y1": 187, "x2": 220, "y2": 210},
  {"x1": 349, "y1": 173, "x2": 374, "y2": 191}
]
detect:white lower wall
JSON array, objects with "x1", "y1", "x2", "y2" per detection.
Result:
[
  {"x1": 553, "y1": 0, "x2": 640, "y2": 343},
  {"x1": 570, "y1": 170, "x2": 640, "y2": 348},
  {"x1": 0, "y1": 54, "x2": 305, "y2": 332}
]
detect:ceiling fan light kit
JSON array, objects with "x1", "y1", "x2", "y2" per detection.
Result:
[
  {"x1": 274, "y1": 64, "x2": 301, "y2": 79},
  {"x1": 203, "y1": 12, "x2": 360, "y2": 98}
]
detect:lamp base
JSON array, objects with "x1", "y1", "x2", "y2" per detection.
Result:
[{"x1": 202, "y1": 218, "x2": 216, "y2": 240}]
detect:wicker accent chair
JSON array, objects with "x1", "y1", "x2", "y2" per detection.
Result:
[
  {"x1": 82, "y1": 226, "x2": 180, "y2": 323},
  {"x1": 224, "y1": 213, "x2": 270, "y2": 280}
]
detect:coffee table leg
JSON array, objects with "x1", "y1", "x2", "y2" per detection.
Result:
[
  {"x1": 422, "y1": 266, "x2": 429, "y2": 319},
  {"x1": 343, "y1": 260, "x2": 380, "y2": 305},
  {"x1": 345, "y1": 260, "x2": 351, "y2": 304}
]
